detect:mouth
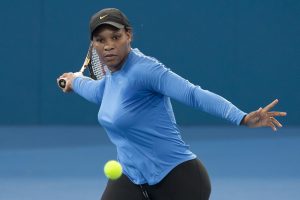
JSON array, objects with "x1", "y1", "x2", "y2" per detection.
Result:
[
  {"x1": 103, "y1": 54, "x2": 117, "y2": 62},
  {"x1": 104, "y1": 54, "x2": 117, "y2": 58},
  {"x1": 104, "y1": 54, "x2": 117, "y2": 62}
]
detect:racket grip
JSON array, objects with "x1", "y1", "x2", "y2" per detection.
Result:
[{"x1": 58, "y1": 78, "x2": 66, "y2": 88}]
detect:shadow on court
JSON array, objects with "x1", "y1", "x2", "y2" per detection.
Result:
[{"x1": 0, "y1": 126, "x2": 299, "y2": 200}]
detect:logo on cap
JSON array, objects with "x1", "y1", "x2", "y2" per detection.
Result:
[{"x1": 100, "y1": 14, "x2": 108, "y2": 20}]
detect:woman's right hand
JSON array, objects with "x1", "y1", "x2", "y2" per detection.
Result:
[{"x1": 57, "y1": 72, "x2": 77, "y2": 93}]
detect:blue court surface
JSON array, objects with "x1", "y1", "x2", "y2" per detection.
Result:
[{"x1": 0, "y1": 126, "x2": 299, "y2": 200}]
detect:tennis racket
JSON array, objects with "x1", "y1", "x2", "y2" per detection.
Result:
[{"x1": 58, "y1": 42, "x2": 105, "y2": 88}]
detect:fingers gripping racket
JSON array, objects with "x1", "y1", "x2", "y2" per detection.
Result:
[{"x1": 58, "y1": 42, "x2": 105, "y2": 88}]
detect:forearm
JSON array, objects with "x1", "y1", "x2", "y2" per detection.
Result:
[
  {"x1": 72, "y1": 76, "x2": 104, "y2": 104},
  {"x1": 191, "y1": 87, "x2": 247, "y2": 125}
]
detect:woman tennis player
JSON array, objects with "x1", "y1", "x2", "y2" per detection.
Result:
[{"x1": 57, "y1": 8, "x2": 287, "y2": 200}]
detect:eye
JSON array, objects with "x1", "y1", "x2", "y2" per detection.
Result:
[
  {"x1": 112, "y1": 35, "x2": 121, "y2": 40},
  {"x1": 95, "y1": 38, "x2": 104, "y2": 43}
]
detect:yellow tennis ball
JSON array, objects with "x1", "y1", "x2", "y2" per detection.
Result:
[{"x1": 104, "y1": 160, "x2": 123, "y2": 180}]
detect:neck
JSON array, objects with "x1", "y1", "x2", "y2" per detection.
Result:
[{"x1": 109, "y1": 64, "x2": 123, "y2": 73}]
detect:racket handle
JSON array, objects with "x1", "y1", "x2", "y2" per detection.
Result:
[{"x1": 58, "y1": 78, "x2": 66, "y2": 88}]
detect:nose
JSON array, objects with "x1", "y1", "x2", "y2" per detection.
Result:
[{"x1": 104, "y1": 41, "x2": 114, "y2": 51}]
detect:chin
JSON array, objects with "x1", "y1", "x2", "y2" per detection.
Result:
[
  {"x1": 106, "y1": 62, "x2": 121, "y2": 71},
  {"x1": 106, "y1": 62, "x2": 117, "y2": 68}
]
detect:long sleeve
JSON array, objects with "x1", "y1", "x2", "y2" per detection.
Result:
[
  {"x1": 72, "y1": 76, "x2": 105, "y2": 105},
  {"x1": 95, "y1": 48, "x2": 246, "y2": 185},
  {"x1": 141, "y1": 64, "x2": 247, "y2": 125}
]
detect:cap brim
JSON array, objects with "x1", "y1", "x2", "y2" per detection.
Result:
[
  {"x1": 92, "y1": 21, "x2": 124, "y2": 34},
  {"x1": 100, "y1": 21, "x2": 125, "y2": 29},
  {"x1": 90, "y1": 21, "x2": 125, "y2": 39}
]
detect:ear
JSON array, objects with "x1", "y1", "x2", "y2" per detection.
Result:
[{"x1": 125, "y1": 29, "x2": 132, "y2": 43}]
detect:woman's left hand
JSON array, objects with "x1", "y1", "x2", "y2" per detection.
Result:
[{"x1": 241, "y1": 99, "x2": 287, "y2": 131}]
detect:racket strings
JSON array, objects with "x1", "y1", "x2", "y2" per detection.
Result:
[{"x1": 91, "y1": 48, "x2": 105, "y2": 80}]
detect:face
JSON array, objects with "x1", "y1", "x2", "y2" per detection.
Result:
[{"x1": 92, "y1": 25, "x2": 132, "y2": 72}]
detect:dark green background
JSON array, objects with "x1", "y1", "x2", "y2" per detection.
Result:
[{"x1": 0, "y1": 0, "x2": 299, "y2": 125}]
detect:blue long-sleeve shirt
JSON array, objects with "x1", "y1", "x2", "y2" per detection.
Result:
[{"x1": 72, "y1": 48, "x2": 246, "y2": 185}]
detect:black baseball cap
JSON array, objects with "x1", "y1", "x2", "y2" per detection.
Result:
[{"x1": 89, "y1": 8, "x2": 131, "y2": 39}]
